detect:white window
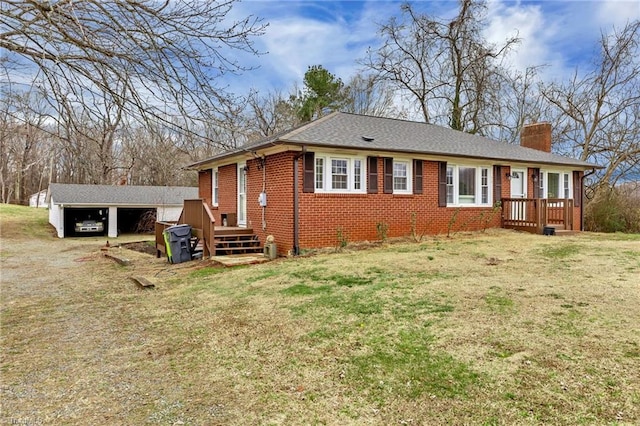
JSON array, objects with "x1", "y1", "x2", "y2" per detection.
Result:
[
  {"x1": 314, "y1": 153, "x2": 366, "y2": 193},
  {"x1": 331, "y1": 159, "x2": 348, "y2": 190},
  {"x1": 315, "y1": 158, "x2": 324, "y2": 190},
  {"x1": 445, "y1": 165, "x2": 492, "y2": 206},
  {"x1": 212, "y1": 168, "x2": 219, "y2": 206},
  {"x1": 540, "y1": 170, "x2": 572, "y2": 199},
  {"x1": 481, "y1": 168, "x2": 489, "y2": 204},
  {"x1": 393, "y1": 161, "x2": 408, "y2": 191},
  {"x1": 446, "y1": 166, "x2": 454, "y2": 204},
  {"x1": 548, "y1": 172, "x2": 560, "y2": 198},
  {"x1": 458, "y1": 167, "x2": 476, "y2": 204},
  {"x1": 354, "y1": 159, "x2": 362, "y2": 190}
]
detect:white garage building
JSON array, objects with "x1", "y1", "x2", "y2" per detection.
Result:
[{"x1": 47, "y1": 183, "x2": 198, "y2": 238}]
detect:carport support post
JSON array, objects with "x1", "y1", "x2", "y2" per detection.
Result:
[{"x1": 108, "y1": 207, "x2": 118, "y2": 238}]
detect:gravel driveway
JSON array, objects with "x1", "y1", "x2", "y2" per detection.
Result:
[{"x1": 1, "y1": 235, "x2": 192, "y2": 425}]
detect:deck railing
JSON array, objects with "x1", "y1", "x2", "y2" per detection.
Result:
[
  {"x1": 155, "y1": 198, "x2": 215, "y2": 258},
  {"x1": 180, "y1": 199, "x2": 216, "y2": 257},
  {"x1": 502, "y1": 198, "x2": 574, "y2": 234}
]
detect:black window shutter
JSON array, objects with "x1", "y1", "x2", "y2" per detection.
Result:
[
  {"x1": 303, "y1": 152, "x2": 315, "y2": 193},
  {"x1": 383, "y1": 157, "x2": 393, "y2": 194},
  {"x1": 573, "y1": 171, "x2": 582, "y2": 207},
  {"x1": 438, "y1": 161, "x2": 447, "y2": 207},
  {"x1": 368, "y1": 156, "x2": 378, "y2": 194},
  {"x1": 413, "y1": 160, "x2": 423, "y2": 194},
  {"x1": 493, "y1": 165, "x2": 502, "y2": 204},
  {"x1": 531, "y1": 167, "x2": 541, "y2": 198}
]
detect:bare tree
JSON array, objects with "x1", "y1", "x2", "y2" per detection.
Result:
[
  {"x1": 0, "y1": 89, "x2": 56, "y2": 204},
  {"x1": 481, "y1": 65, "x2": 548, "y2": 144},
  {"x1": 1, "y1": 0, "x2": 266, "y2": 143},
  {"x1": 363, "y1": 0, "x2": 519, "y2": 134},
  {"x1": 343, "y1": 71, "x2": 407, "y2": 118},
  {"x1": 542, "y1": 21, "x2": 640, "y2": 187},
  {"x1": 246, "y1": 89, "x2": 303, "y2": 139}
]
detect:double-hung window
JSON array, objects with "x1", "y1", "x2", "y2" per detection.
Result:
[
  {"x1": 315, "y1": 158, "x2": 324, "y2": 190},
  {"x1": 445, "y1": 164, "x2": 492, "y2": 206},
  {"x1": 331, "y1": 159, "x2": 348, "y2": 190},
  {"x1": 212, "y1": 168, "x2": 219, "y2": 206},
  {"x1": 393, "y1": 162, "x2": 408, "y2": 191},
  {"x1": 314, "y1": 154, "x2": 366, "y2": 193}
]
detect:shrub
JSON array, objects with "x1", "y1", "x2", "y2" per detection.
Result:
[{"x1": 584, "y1": 185, "x2": 640, "y2": 233}]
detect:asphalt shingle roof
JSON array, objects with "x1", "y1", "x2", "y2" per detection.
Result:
[
  {"x1": 48, "y1": 184, "x2": 198, "y2": 206},
  {"x1": 191, "y1": 112, "x2": 596, "y2": 169}
]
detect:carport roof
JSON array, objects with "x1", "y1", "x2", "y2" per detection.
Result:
[{"x1": 48, "y1": 184, "x2": 198, "y2": 206}]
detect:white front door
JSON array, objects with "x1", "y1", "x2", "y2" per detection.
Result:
[
  {"x1": 510, "y1": 169, "x2": 527, "y2": 220},
  {"x1": 237, "y1": 163, "x2": 247, "y2": 227},
  {"x1": 510, "y1": 169, "x2": 526, "y2": 198}
]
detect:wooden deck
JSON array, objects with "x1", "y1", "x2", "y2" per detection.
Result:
[
  {"x1": 502, "y1": 198, "x2": 574, "y2": 234},
  {"x1": 155, "y1": 199, "x2": 263, "y2": 260}
]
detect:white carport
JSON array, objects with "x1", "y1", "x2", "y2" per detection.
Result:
[{"x1": 47, "y1": 183, "x2": 198, "y2": 238}]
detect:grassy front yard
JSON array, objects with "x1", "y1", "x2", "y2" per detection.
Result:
[{"x1": 1, "y1": 205, "x2": 639, "y2": 424}]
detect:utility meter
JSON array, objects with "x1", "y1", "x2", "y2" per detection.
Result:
[{"x1": 258, "y1": 192, "x2": 267, "y2": 207}]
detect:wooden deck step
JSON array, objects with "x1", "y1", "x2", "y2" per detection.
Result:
[
  {"x1": 214, "y1": 227, "x2": 255, "y2": 236},
  {"x1": 555, "y1": 230, "x2": 577, "y2": 236},
  {"x1": 216, "y1": 246, "x2": 263, "y2": 253},
  {"x1": 214, "y1": 234, "x2": 259, "y2": 240},
  {"x1": 213, "y1": 230, "x2": 262, "y2": 255}
]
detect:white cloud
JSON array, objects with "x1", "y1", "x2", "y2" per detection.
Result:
[
  {"x1": 485, "y1": 1, "x2": 555, "y2": 71},
  {"x1": 596, "y1": 0, "x2": 640, "y2": 28},
  {"x1": 227, "y1": 0, "x2": 397, "y2": 95}
]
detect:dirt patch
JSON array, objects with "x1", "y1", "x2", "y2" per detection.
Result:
[{"x1": 120, "y1": 240, "x2": 157, "y2": 256}]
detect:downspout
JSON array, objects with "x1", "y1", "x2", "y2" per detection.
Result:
[
  {"x1": 292, "y1": 147, "x2": 307, "y2": 256},
  {"x1": 580, "y1": 169, "x2": 596, "y2": 231},
  {"x1": 261, "y1": 156, "x2": 267, "y2": 231}
]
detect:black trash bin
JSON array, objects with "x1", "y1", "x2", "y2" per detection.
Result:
[{"x1": 163, "y1": 224, "x2": 193, "y2": 264}]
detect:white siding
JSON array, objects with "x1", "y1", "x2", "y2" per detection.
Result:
[
  {"x1": 29, "y1": 191, "x2": 48, "y2": 208},
  {"x1": 157, "y1": 206, "x2": 183, "y2": 222},
  {"x1": 48, "y1": 198, "x2": 64, "y2": 238},
  {"x1": 108, "y1": 207, "x2": 118, "y2": 238}
]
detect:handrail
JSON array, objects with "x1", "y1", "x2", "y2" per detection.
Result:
[
  {"x1": 201, "y1": 202, "x2": 216, "y2": 257},
  {"x1": 155, "y1": 199, "x2": 216, "y2": 258},
  {"x1": 181, "y1": 199, "x2": 216, "y2": 257},
  {"x1": 502, "y1": 198, "x2": 574, "y2": 234}
]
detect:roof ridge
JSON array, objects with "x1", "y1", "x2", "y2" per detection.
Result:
[{"x1": 280, "y1": 111, "x2": 340, "y2": 141}]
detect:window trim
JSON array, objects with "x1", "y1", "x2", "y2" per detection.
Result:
[
  {"x1": 383, "y1": 157, "x2": 413, "y2": 194},
  {"x1": 313, "y1": 153, "x2": 367, "y2": 194},
  {"x1": 315, "y1": 157, "x2": 324, "y2": 190},
  {"x1": 212, "y1": 167, "x2": 219, "y2": 207},
  {"x1": 444, "y1": 164, "x2": 493, "y2": 207},
  {"x1": 539, "y1": 169, "x2": 573, "y2": 199}
]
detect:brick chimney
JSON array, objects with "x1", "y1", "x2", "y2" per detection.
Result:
[{"x1": 521, "y1": 123, "x2": 552, "y2": 153}]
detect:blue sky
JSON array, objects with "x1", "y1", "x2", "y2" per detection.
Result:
[{"x1": 226, "y1": 0, "x2": 640, "y2": 96}]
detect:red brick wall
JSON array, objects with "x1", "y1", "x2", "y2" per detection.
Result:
[
  {"x1": 198, "y1": 170, "x2": 212, "y2": 204},
  {"x1": 573, "y1": 170, "x2": 584, "y2": 230},
  {"x1": 297, "y1": 159, "x2": 503, "y2": 251},
  {"x1": 214, "y1": 164, "x2": 238, "y2": 224},
  {"x1": 246, "y1": 152, "x2": 295, "y2": 255},
  {"x1": 202, "y1": 153, "x2": 583, "y2": 254}
]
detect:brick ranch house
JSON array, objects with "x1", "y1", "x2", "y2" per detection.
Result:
[{"x1": 186, "y1": 112, "x2": 597, "y2": 256}]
